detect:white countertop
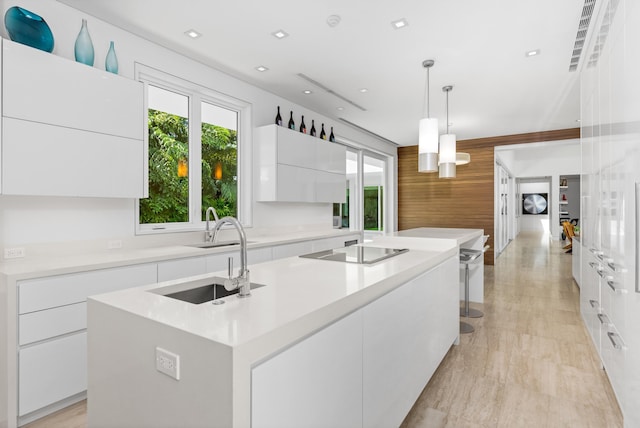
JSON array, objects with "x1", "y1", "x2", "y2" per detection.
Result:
[
  {"x1": 89, "y1": 236, "x2": 458, "y2": 348},
  {"x1": 0, "y1": 229, "x2": 360, "y2": 280},
  {"x1": 393, "y1": 227, "x2": 484, "y2": 245}
]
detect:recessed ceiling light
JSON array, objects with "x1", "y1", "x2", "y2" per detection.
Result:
[
  {"x1": 337, "y1": 107, "x2": 345, "y2": 111},
  {"x1": 184, "y1": 29, "x2": 201, "y2": 39},
  {"x1": 272, "y1": 29, "x2": 289, "y2": 39},
  {"x1": 255, "y1": 66, "x2": 269, "y2": 72},
  {"x1": 391, "y1": 18, "x2": 408, "y2": 29},
  {"x1": 526, "y1": 49, "x2": 540, "y2": 57},
  {"x1": 359, "y1": 88, "x2": 368, "y2": 93},
  {"x1": 303, "y1": 90, "x2": 313, "y2": 94},
  {"x1": 576, "y1": 119, "x2": 581, "y2": 122},
  {"x1": 327, "y1": 15, "x2": 341, "y2": 27}
]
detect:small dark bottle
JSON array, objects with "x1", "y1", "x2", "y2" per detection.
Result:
[
  {"x1": 288, "y1": 111, "x2": 295, "y2": 130},
  {"x1": 299, "y1": 115, "x2": 307, "y2": 133},
  {"x1": 329, "y1": 126, "x2": 335, "y2": 142},
  {"x1": 310, "y1": 120, "x2": 317, "y2": 137},
  {"x1": 275, "y1": 106, "x2": 282, "y2": 126},
  {"x1": 320, "y1": 123, "x2": 326, "y2": 140}
]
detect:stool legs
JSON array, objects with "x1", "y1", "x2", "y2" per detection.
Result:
[{"x1": 460, "y1": 263, "x2": 484, "y2": 319}]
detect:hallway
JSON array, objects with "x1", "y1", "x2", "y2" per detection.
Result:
[{"x1": 402, "y1": 232, "x2": 623, "y2": 427}]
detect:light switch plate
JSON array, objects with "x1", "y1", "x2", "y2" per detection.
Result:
[{"x1": 156, "y1": 347, "x2": 180, "y2": 380}]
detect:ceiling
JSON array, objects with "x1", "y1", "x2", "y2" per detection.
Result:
[{"x1": 58, "y1": 0, "x2": 586, "y2": 146}]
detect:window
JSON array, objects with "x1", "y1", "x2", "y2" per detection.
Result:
[
  {"x1": 136, "y1": 67, "x2": 250, "y2": 232},
  {"x1": 363, "y1": 154, "x2": 385, "y2": 233},
  {"x1": 333, "y1": 146, "x2": 389, "y2": 237}
]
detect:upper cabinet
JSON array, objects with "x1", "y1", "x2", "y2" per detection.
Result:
[
  {"x1": 0, "y1": 39, "x2": 145, "y2": 198},
  {"x1": 255, "y1": 124, "x2": 346, "y2": 203}
]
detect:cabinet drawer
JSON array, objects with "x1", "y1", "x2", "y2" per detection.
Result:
[
  {"x1": 19, "y1": 302, "x2": 86, "y2": 346},
  {"x1": 3, "y1": 39, "x2": 143, "y2": 140},
  {"x1": 19, "y1": 332, "x2": 87, "y2": 416},
  {"x1": 18, "y1": 264, "x2": 157, "y2": 314},
  {"x1": 157, "y1": 257, "x2": 207, "y2": 282}
]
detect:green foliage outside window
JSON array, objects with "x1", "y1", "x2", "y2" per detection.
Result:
[
  {"x1": 364, "y1": 186, "x2": 383, "y2": 231},
  {"x1": 139, "y1": 109, "x2": 237, "y2": 224}
]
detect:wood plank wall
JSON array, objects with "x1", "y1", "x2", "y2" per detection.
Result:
[{"x1": 397, "y1": 128, "x2": 580, "y2": 265}]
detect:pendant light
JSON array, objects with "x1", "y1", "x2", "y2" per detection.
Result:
[
  {"x1": 418, "y1": 60, "x2": 439, "y2": 173},
  {"x1": 439, "y1": 85, "x2": 457, "y2": 178}
]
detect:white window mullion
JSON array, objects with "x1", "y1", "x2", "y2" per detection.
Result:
[{"x1": 190, "y1": 95, "x2": 203, "y2": 225}]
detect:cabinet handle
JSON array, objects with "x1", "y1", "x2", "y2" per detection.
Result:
[
  {"x1": 597, "y1": 313, "x2": 610, "y2": 325},
  {"x1": 589, "y1": 299, "x2": 599, "y2": 308},
  {"x1": 607, "y1": 261, "x2": 626, "y2": 273},
  {"x1": 589, "y1": 248, "x2": 601, "y2": 255},
  {"x1": 597, "y1": 269, "x2": 607, "y2": 278},
  {"x1": 606, "y1": 278, "x2": 627, "y2": 294},
  {"x1": 607, "y1": 331, "x2": 623, "y2": 350},
  {"x1": 588, "y1": 261, "x2": 599, "y2": 270}
]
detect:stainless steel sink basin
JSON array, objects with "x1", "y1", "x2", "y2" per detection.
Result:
[
  {"x1": 185, "y1": 240, "x2": 254, "y2": 249},
  {"x1": 161, "y1": 278, "x2": 266, "y2": 304}
]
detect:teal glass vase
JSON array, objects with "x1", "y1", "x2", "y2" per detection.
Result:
[
  {"x1": 4, "y1": 6, "x2": 54, "y2": 52},
  {"x1": 74, "y1": 19, "x2": 94, "y2": 66},
  {"x1": 105, "y1": 41, "x2": 118, "y2": 74}
]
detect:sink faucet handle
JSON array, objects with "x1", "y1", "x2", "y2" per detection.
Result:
[{"x1": 228, "y1": 256, "x2": 233, "y2": 278}]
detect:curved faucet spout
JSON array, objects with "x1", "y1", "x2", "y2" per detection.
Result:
[
  {"x1": 212, "y1": 216, "x2": 250, "y2": 297},
  {"x1": 205, "y1": 207, "x2": 220, "y2": 242}
]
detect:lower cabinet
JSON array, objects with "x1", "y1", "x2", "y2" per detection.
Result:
[
  {"x1": 251, "y1": 256, "x2": 458, "y2": 427},
  {"x1": 251, "y1": 311, "x2": 363, "y2": 428},
  {"x1": 19, "y1": 332, "x2": 87, "y2": 416},
  {"x1": 362, "y1": 256, "x2": 458, "y2": 428}
]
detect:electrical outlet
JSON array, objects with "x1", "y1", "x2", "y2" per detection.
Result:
[
  {"x1": 4, "y1": 247, "x2": 25, "y2": 259},
  {"x1": 107, "y1": 240, "x2": 123, "y2": 249},
  {"x1": 155, "y1": 347, "x2": 180, "y2": 380}
]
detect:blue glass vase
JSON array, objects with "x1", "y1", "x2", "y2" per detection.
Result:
[
  {"x1": 4, "y1": 6, "x2": 54, "y2": 52},
  {"x1": 74, "y1": 18, "x2": 94, "y2": 66},
  {"x1": 105, "y1": 41, "x2": 118, "y2": 74}
]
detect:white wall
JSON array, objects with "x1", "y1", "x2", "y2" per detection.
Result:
[
  {"x1": 495, "y1": 139, "x2": 581, "y2": 239},
  {"x1": 0, "y1": 0, "x2": 396, "y2": 248}
]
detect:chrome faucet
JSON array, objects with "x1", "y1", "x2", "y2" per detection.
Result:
[
  {"x1": 204, "y1": 207, "x2": 219, "y2": 242},
  {"x1": 211, "y1": 216, "x2": 250, "y2": 297}
]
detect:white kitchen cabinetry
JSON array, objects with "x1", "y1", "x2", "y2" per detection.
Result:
[
  {"x1": 579, "y1": 1, "x2": 640, "y2": 425},
  {"x1": 572, "y1": 238, "x2": 581, "y2": 287},
  {"x1": 16, "y1": 264, "x2": 156, "y2": 421},
  {"x1": 252, "y1": 311, "x2": 363, "y2": 428},
  {"x1": 251, "y1": 254, "x2": 458, "y2": 428},
  {"x1": 255, "y1": 124, "x2": 346, "y2": 203},
  {"x1": 0, "y1": 38, "x2": 145, "y2": 198},
  {"x1": 362, "y1": 256, "x2": 458, "y2": 427}
]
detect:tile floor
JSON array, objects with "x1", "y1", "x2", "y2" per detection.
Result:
[
  {"x1": 400, "y1": 232, "x2": 623, "y2": 428},
  {"x1": 25, "y1": 232, "x2": 623, "y2": 428}
]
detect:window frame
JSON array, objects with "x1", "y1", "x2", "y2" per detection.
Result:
[{"x1": 135, "y1": 64, "x2": 253, "y2": 234}]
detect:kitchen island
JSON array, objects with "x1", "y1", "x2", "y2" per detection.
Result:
[
  {"x1": 87, "y1": 236, "x2": 459, "y2": 428},
  {"x1": 393, "y1": 227, "x2": 485, "y2": 303}
]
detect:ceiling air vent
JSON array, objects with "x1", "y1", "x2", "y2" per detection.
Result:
[
  {"x1": 569, "y1": 0, "x2": 596, "y2": 71},
  {"x1": 586, "y1": 0, "x2": 620, "y2": 68},
  {"x1": 297, "y1": 73, "x2": 367, "y2": 112}
]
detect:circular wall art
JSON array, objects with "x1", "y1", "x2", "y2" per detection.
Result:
[{"x1": 523, "y1": 193, "x2": 548, "y2": 215}]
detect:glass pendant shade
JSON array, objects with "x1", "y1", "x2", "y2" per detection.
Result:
[
  {"x1": 439, "y1": 133, "x2": 457, "y2": 178},
  {"x1": 418, "y1": 117, "x2": 439, "y2": 172}
]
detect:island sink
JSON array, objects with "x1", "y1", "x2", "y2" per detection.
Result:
[{"x1": 158, "y1": 278, "x2": 266, "y2": 304}]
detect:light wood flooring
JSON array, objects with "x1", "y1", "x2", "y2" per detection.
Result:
[{"x1": 25, "y1": 232, "x2": 623, "y2": 428}]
